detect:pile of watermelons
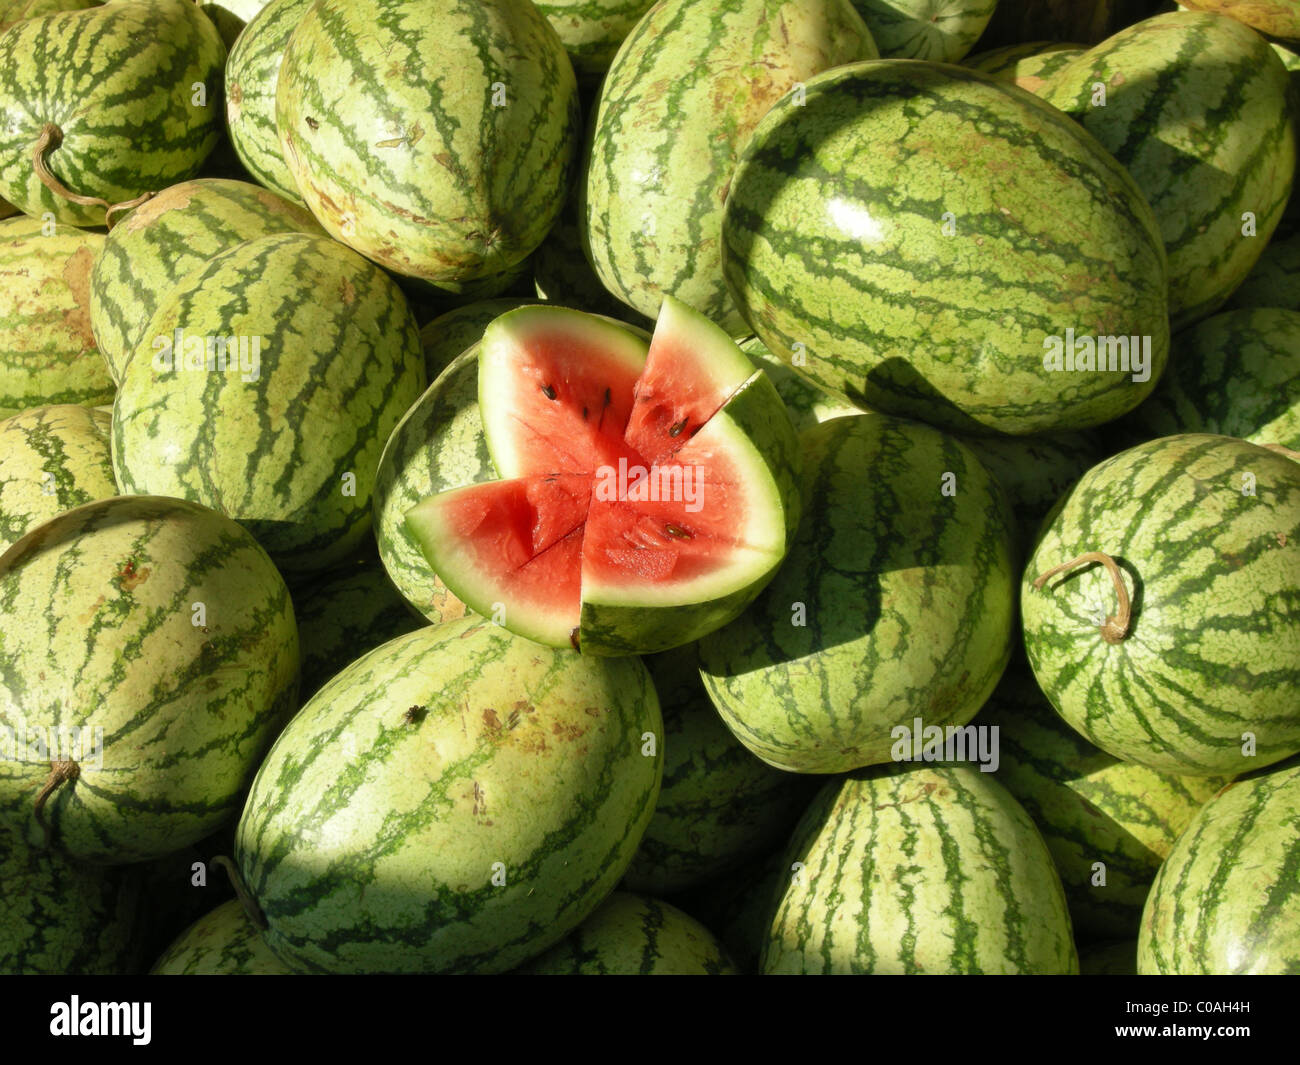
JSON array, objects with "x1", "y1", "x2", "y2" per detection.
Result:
[{"x1": 0, "y1": 0, "x2": 1297, "y2": 976}]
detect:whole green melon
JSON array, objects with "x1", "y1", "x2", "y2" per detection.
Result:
[
  {"x1": 276, "y1": 0, "x2": 580, "y2": 285},
  {"x1": 699, "y1": 413, "x2": 1017, "y2": 774},
  {"x1": 1023, "y1": 434, "x2": 1300, "y2": 777},
  {"x1": 1180, "y1": 0, "x2": 1300, "y2": 41},
  {"x1": 737, "y1": 337, "x2": 860, "y2": 433},
  {"x1": 851, "y1": 0, "x2": 996, "y2": 62},
  {"x1": 0, "y1": 0, "x2": 96, "y2": 34},
  {"x1": 235, "y1": 617, "x2": 663, "y2": 974},
  {"x1": 152, "y1": 899, "x2": 292, "y2": 975},
  {"x1": 419, "y1": 298, "x2": 537, "y2": 383},
  {"x1": 0, "y1": 496, "x2": 299, "y2": 864},
  {"x1": 534, "y1": 0, "x2": 657, "y2": 77},
  {"x1": 1225, "y1": 229, "x2": 1300, "y2": 313}
]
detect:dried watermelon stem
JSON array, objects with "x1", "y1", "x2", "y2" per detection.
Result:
[
  {"x1": 32, "y1": 123, "x2": 156, "y2": 231},
  {"x1": 1033, "y1": 550, "x2": 1131, "y2": 645},
  {"x1": 33, "y1": 759, "x2": 80, "y2": 848}
]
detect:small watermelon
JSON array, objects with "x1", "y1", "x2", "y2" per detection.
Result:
[{"x1": 152, "y1": 899, "x2": 292, "y2": 975}]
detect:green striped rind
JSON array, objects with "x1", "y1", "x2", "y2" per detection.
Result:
[
  {"x1": 0, "y1": 0, "x2": 96, "y2": 34},
  {"x1": 224, "y1": 0, "x2": 314, "y2": 204},
  {"x1": 980, "y1": 668, "x2": 1230, "y2": 941},
  {"x1": 533, "y1": 207, "x2": 654, "y2": 329},
  {"x1": 235, "y1": 617, "x2": 663, "y2": 974},
  {"x1": 1022, "y1": 434, "x2": 1300, "y2": 776},
  {"x1": 621, "y1": 644, "x2": 817, "y2": 895},
  {"x1": 90, "y1": 178, "x2": 323, "y2": 386},
  {"x1": 579, "y1": 369, "x2": 802, "y2": 657},
  {"x1": 1079, "y1": 939, "x2": 1137, "y2": 974},
  {"x1": 1181, "y1": 0, "x2": 1300, "y2": 40},
  {"x1": 112, "y1": 233, "x2": 426, "y2": 578},
  {"x1": 722, "y1": 60, "x2": 1170, "y2": 435},
  {"x1": 581, "y1": 0, "x2": 877, "y2": 335},
  {"x1": 0, "y1": 404, "x2": 115, "y2": 555},
  {"x1": 1, "y1": 828, "x2": 143, "y2": 974},
  {"x1": 152, "y1": 899, "x2": 292, "y2": 975},
  {"x1": 963, "y1": 40, "x2": 1087, "y2": 93},
  {"x1": 762, "y1": 764, "x2": 1079, "y2": 973},
  {"x1": 515, "y1": 892, "x2": 739, "y2": 974},
  {"x1": 534, "y1": 0, "x2": 656, "y2": 76},
  {"x1": 0, "y1": 215, "x2": 111, "y2": 411},
  {"x1": 1120, "y1": 308, "x2": 1300, "y2": 451},
  {"x1": 699, "y1": 413, "x2": 1017, "y2": 774},
  {"x1": 1040, "y1": 11, "x2": 1297, "y2": 329},
  {"x1": 293, "y1": 556, "x2": 425, "y2": 700},
  {"x1": 0, "y1": 0, "x2": 227, "y2": 227},
  {"x1": 851, "y1": 0, "x2": 997, "y2": 62},
  {"x1": 420, "y1": 299, "x2": 535, "y2": 383},
  {"x1": 1139, "y1": 762, "x2": 1300, "y2": 973},
  {"x1": 737, "y1": 336, "x2": 860, "y2": 433},
  {"x1": 277, "y1": 0, "x2": 580, "y2": 283},
  {"x1": 0, "y1": 495, "x2": 299, "y2": 864},
  {"x1": 1225, "y1": 230, "x2": 1300, "y2": 312}
]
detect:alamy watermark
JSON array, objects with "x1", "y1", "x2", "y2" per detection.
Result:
[
  {"x1": 1042, "y1": 329, "x2": 1152, "y2": 383},
  {"x1": 592, "y1": 457, "x2": 703, "y2": 513},
  {"x1": 152, "y1": 327, "x2": 262, "y2": 383},
  {"x1": 0, "y1": 722, "x2": 103, "y2": 769},
  {"x1": 890, "y1": 718, "x2": 999, "y2": 773}
]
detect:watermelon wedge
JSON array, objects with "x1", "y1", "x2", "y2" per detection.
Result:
[{"x1": 406, "y1": 298, "x2": 800, "y2": 656}]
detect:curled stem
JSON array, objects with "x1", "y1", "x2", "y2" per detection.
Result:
[{"x1": 1033, "y1": 550, "x2": 1131, "y2": 645}]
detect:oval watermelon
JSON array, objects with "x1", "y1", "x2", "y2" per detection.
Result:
[
  {"x1": 851, "y1": 0, "x2": 997, "y2": 62},
  {"x1": 534, "y1": 0, "x2": 656, "y2": 77},
  {"x1": 151, "y1": 899, "x2": 292, "y2": 975}
]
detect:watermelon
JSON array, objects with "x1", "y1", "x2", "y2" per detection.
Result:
[
  {"x1": 0, "y1": 404, "x2": 116, "y2": 555},
  {"x1": 90, "y1": 178, "x2": 323, "y2": 386},
  {"x1": 152, "y1": 899, "x2": 292, "y2": 975},
  {"x1": 1225, "y1": 230, "x2": 1300, "y2": 313},
  {"x1": 851, "y1": 0, "x2": 997, "y2": 62},
  {"x1": 533, "y1": 204, "x2": 654, "y2": 330},
  {"x1": 1119, "y1": 308, "x2": 1300, "y2": 451},
  {"x1": 698, "y1": 413, "x2": 1017, "y2": 775},
  {"x1": 533, "y1": 0, "x2": 656, "y2": 78},
  {"x1": 199, "y1": 0, "x2": 274, "y2": 48},
  {"x1": 1023, "y1": 434, "x2": 1300, "y2": 777},
  {"x1": 1180, "y1": 0, "x2": 1300, "y2": 40},
  {"x1": 1139, "y1": 761, "x2": 1300, "y2": 974},
  {"x1": 0, "y1": 215, "x2": 112, "y2": 413},
  {"x1": 1079, "y1": 940, "x2": 1137, "y2": 974},
  {"x1": 1040, "y1": 11, "x2": 1296, "y2": 329},
  {"x1": 276, "y1": 0, "x2": 580, "y2": 286},
  {"x1": 581, "y1": 0, "x2": 877, "y2": 336},
  {"x1": 420, "y1": 298, "x2": 536, "y2": 383},
  {"x1": 722, "y1": 60, "x2": 1171, "y2": 436},
  {"x1": 0, "y1": 0, "x2": 97, "y2": 34},
  {"x1": 737, "y1": 337, "x2": 860, "y2": 433},
  {"x1": 1, "y1": 827, "x2": 143, "y2": 974},
  {"x1": 963, "y1": 40, "x2": 1087, "y2": 94},
  {"x1": 224, "y1": 0, "x2": 314, "y2": 205},
  {"x1": 0, "y1": 495, "x2": 299, "y2": 864},
  {"x1": 405, "y1": 299, "x2": 802, "y2": 656},
  {"x1": 978, "y1": 668, "x2": 1231, "y2": 942},
  {"x1": 622, "y1": 643, "x2": 817, "y2": 895},
  {"x1": 234, "y1": 617, "x2": 663, "y2": 974},
  {"x1": 763, "y1": 764, "x2": 1079, "y2": 973},
  {"x1": 0, "y1": 0, "x2": 227, "y2": 227},
  {"x1": 515, "y1": 892, "x2": 739, "y2": 974},
  {"x1": 292, "y1": 555, "x2": 425, "y2": 700},
  {"x1": 112, "y1": 232, "x2": 426, "y2": 578}
]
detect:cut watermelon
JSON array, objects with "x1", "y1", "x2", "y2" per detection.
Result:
[{"x1": 406, "y1": 297, "x2": 801, "y2": 656}]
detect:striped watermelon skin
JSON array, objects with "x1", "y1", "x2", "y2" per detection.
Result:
[
  {"x1": 1023, "y1": 434, "x2": 1300, "y2": 777},
  {"x1": 851, "y1": 0, "x2": 997, "y2": 62},
  {"x1": 533, "y1": 206, "x2": 654, "y2": 330},
  {"x1": 112, "y1": 232, "x2": 425, "y2": 578},
  {"x1": 152, "y1": 899, "x2": 292, "y2": 975},
  {"x1": 1181, "y1": 0, "x2": 1300, "y2": 40},
  {"x1": 0, "y1": 495, "x2": 299, "y2": 864},
  {"x1": 534, "y1": 0, "x2": 656, "y2": 77},
  {"x1": 0, "y1": 0, "x2": 227, "y2": 227},
  {"x1": 737, "y1": 337, "x2": 860, "y2": 433},
  {"x1": 277, "y1": 0, "x2": 580, "y2": 284},
  {"x1": 420, "y1": 298, "x2": 535, "y2": 384},
  {"x1": 979, "y1": 668, "x2": 1230, "y2": 942},
  {"x1": 90, "y1": 178, "x2": 323, "y2": 386},
  {"x1": 0, "y1": 404, "x2": 115, "y2": 555},
  {"x1": 763, "y1": 764, "x2": 1079, "y2": 974},
  {"x1": 0, "y1": 0, "x2": 97, "y2": 34},
  {"x1": 722, "y1": 60, "x2": 1171, "y2": 436},
  {"x1": 224, "y1": 0, "x2": 314, "y2": 205},
  {"x1": 235, "y1": 617, "x2": 663, "y2": 974},
  {"x1": 622, "y1": 644, "x2": 817, "y2": 896},
  {"x1": 699, "y1": 413, "x2": 1017, "y2": 775},
  {"x1": 1040, "y1": 11, "x2": 1297, "y2": 328},
  {"x1": 1120, "y1": 308, "x2": 1300, "y2": 451},
  {"x1": 199, "y1": 0, "x2": 275, "y2": 48},
  {"x1": 0, "y1": 215, "x2": 111, "y2": 412},
  {"x1": 1, "y1": 827, "x2": 143, "y2": 974},
  {"x1": 581, "y1": 0, "x2": 877, "y2": 336},
  {"x1": 963, "y1": 40, "x2": 1086, "y2": 94},
  {"x1": 516, "y1": 892, "x2": 739, "y2": 974},
  {"x1": 1225, "y1": 230, "x2": 1300, "y2": 313},
  {"x1": 1139, "y1": 762, "x2": 1300, "y2": 974}
]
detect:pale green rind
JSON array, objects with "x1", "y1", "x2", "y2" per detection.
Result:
[
  {"x1": 699, "y1": 412, "x2": 1017, "y2": 774},
  {"x1": 534, "y1": 0, "x2": 657, "y2": 76},
  {"x1": 762, "y1": 764, "x2": 1079, "y2": 974},
  {"x1": 963, "y1": 40, "x2": 1087, "y2": 94},
  {"x1": 0, "y1": 495, "x2": 299, "y2": 864},
  {"x1": 0, "y1": 404, "x2": 115, "y2": 555},
  {"x1": 276, "y1": 0, "x2": 580, "y2": 283},
  {"x1": 112, "y1": 232, "x2": 426, "y2": 578},
  {"x1": 1181, "y1": 0, "x2": 1300, "y2": 40},
  {"x1": 1040, "y1": 10, "x2": 1297, "y2": 329},
  {"x1": 0, "y1": 0, "x2": 227, "y2": 227},
  {"x1": 420, "y1": 298, "x2": 536, "y2": 383},
  {"x1": 851, "y1": 0, "x2": 997, "y2": 62},
  {"x1": 0, "y1": 0, "x2": 96, "y2": 34},
  {"x1": 1022, "y1": 434, "x2": 1300, "y2": 776},
  {"x1": 1224, "y1": 229, "x2": 1300, "y2": 313},
  {"x1": 89, "y1": 177, "x2": 323, "y2": 385},
  {"x1": 516, "y1": 892, "x2": 739, "y2": 974},
  {"x1": 722, "y1": 59, "x2": 1171, "y2": 435},
  {"x1": 1139, "y1": 762, "x2": 1300, "y2": 974},
  {"x1": 582, "y1": 0, "x2": 877, "y2": 335},
  {"x1": 235, "y1": 617, "x2": 663, "y2": 974},
  {"x1": 151, "y1": 899, "x2": 293, "y2": 975},
  {"x1": 0, "y1": 215, "x2": 111, "y2": 412},
  {"x1": 737, "y1": 336, "x2": 860, "y2": 433}
]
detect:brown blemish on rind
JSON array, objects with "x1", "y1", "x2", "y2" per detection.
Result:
[{"x1": 60, "y1": 245, "x2": 97, "y2": 352}]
